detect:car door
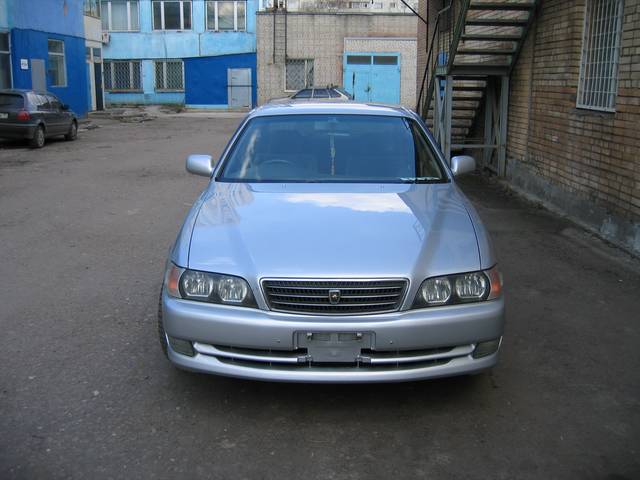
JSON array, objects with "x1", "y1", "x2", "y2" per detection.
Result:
[
  {"x1": 29, "y1": 93, "x2": 52, "y2": 129},
  {"x1": 45, "y1": 94, "x2": 67, "y2": 135}
]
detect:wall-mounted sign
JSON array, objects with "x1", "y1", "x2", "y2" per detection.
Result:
[{"x1": 20, "y1": 59, "x2": 28, "y2": 70}]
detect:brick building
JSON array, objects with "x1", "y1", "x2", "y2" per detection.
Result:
[
  {"x1": 257, "y1": 1, "x2": 418, "y2": 107},
  {"x1": 417, "y1": 0, "x2": 640, "y2": 255}
]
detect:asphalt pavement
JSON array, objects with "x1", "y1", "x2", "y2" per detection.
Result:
[{"x1": 0, "y1": 114, "x2": 638, "y2": 480}]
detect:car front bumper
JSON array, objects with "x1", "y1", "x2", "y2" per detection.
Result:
[{"x1": 162, "y1": 291, "x2": 505, "y2": 383}]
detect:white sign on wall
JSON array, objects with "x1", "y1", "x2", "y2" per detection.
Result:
[{"x1": 20, "y1": 59, "x2": 28, "y2": 70}]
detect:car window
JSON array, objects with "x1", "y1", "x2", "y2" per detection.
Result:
[
  {"x1": 27, "y1": 93, "x2": 50, "y2": 110},
  {"x1": 312, "y1": 89, "x2": 330, "y2": 98},
  {"x1": 328, "y1": 89, "x2": 342, "y2": 98},
  {"x1": 293, "y1": 89, "x2": 312, "y2": 99},
  {"x1": 219, "y1": 114, "x2": 446, "y2": 184},
  {"x1": 0, "y1": 93, "x2": 24, "y2": 109},
  {"x1": 47, "y1": 95, "x2": 62, "y2": 110}
]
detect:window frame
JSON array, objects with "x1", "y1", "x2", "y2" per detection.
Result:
[
  {"x1": 103, "y1": 60, "x2": 142, "y2": 92},
  {"x1": 47, "y1": 39, "x2": 67, "y2": 88},
  {"x1": 101, "y1": 0, "x2": 140, "y2": 32},
  {"x1": 576, "y1": 0, "x2": 624, "y2": 113},
  {"x1": 284, "y1": 58, "x2": 314, "y2": 92},
  {"x1": 84, "y1": 0, "x2": 101, "y2": 17},
  {"x1": 154, "y1": 59, "x2": 185, "y2": 92},
  {"x1": 152, "y1": 0, "x2": 193, "y2": 31},
  {"x1": 205, "y1": 1, "x2": 247, "y2": 32},
  {"x1": 0, "y1": 31, "x2": 12, "y2": 90}
]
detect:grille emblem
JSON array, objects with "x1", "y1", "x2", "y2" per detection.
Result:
[{"x1": 328, "y1": 289, "x2": 341, "y2": 305}]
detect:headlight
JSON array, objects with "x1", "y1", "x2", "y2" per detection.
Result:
[
  {"x1": 164, "y1": 264, "x2": 258, "y2": 308},
  {"x1": 413, "y1": 266, "x2": 502, "y2": 308}
]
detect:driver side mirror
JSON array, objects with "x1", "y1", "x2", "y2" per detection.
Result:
[
  {"x1": 450, "y1": 155, "x2": 476, "y2": 177},
  {"x1": 61, "y1": 104, "x2": 70, "y2": 111},
  {"x1": 186, "y1": 154, "x2": 213, "y2": 177}
]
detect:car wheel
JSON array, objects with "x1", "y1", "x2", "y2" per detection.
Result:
[
  {"x1": 157, "y1": 287, "x2": 169, "y2": 358},
  {"x1": 65, "y1": 121, "x2": 78, "y2": 141},
  {"x1": 30, "y1": 126, "x2": 45, "y2": 148}
]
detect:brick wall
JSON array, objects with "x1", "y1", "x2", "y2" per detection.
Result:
[
  {"x1": 257, "y1": 12, "x2": 417, "y2": 105},
  {"x1": 507, "y1": 0, "x2": 640, "y2": 247}
]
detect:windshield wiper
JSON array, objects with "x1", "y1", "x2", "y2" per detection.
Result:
[{"x1": 400, "y1": 177, "x2": 443, "y2": 184}]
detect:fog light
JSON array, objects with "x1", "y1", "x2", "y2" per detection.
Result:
[
  {"x1": 168, "y1": 336, "x2": 195, "y2": 357},
  {"x1": 473, "y1": 338, "x2": 501, "y2": 358}
]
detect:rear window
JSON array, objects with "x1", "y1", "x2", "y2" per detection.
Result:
[{"x1": 0, "y1": 94, "x2": 24, "y2": 109}]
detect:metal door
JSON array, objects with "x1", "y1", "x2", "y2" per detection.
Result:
[
  {"x1": 94, "y1": 63, "x2": 104, "y2": 110},
  {"x1": 31, "y1": 59, "x2": 46, "y2": 92},
  {"x1": 227, "y1": 68, "x2": 252, "y2": 109},
  {"x1": 343, "y1": 53, "x2": 401, "y2": 104}
]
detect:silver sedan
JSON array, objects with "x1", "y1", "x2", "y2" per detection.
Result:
[{"x1": 159, "y1": 101, "x2": 504, "y2": 383}]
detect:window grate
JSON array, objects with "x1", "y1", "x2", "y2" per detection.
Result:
[
  {"x1": 285, "y1": 59, "x2": 314, "y2": 91},
  {"x1": 154, "y1": 60, "x2": 184, "y2": 91},
  {"x1": 577, "y1": 0, "x2": 624, "y2": 112},
  {"x1": 104, "y1": 60, "x2": 142, "y2": 91}
]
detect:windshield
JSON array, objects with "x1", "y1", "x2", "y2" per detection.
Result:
[{"x1": 218, "y1": 114, "x2": 447, "y2": 183}]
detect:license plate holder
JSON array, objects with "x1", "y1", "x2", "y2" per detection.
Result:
[
  {"x1": 0, "y1": 113, "x2": 8, "y2": 119},
  {"x1": 296, "y1": 331, "x2": 373, "y2": 363}
]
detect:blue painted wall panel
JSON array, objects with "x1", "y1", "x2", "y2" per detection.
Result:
[
  {"x1": 9, "y1": 0, "x2": 84, "y2": 37},
  {"x1": 184, "y1": 53, "x2": 256, "y2": 107},
  {"x1": 10, "y1": 28, "x2": 89, "y2": 116}
]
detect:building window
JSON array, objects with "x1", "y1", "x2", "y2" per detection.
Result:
[
  {"x1": 0, "y1": 32, "x2": 11, "y2": 89},
  {"x1": 48, "y1": 40, "x2": 67, "y2": 87},
  {"x1": 577, "y1": 0, "x2": 624, "y2": 112},
  {"x1": 153, "y1": 1, "x2": 192, "y2": 30},
  {"x1": 285, "y1": 59, "x2": 314, "y2": 91},
  {"x1": 84, "y1": 0, "x2": 101, "y2": 17},
  {"x1": 104, "y1": 60, "x2": 142, "y2": 91},
  {"x1": 101, "y1": 1, "x2": 139, "y2": 31},
  {"x1": 154, "y1": 60, "x2": 184, "y2": 91},
  {"x1": 206, "y1": 1, "x2": 246, "y2": 31}
]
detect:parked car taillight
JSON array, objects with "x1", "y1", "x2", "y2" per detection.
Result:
[{"x1": 16, "y1": 110, "x2": 30, "y2": 121}]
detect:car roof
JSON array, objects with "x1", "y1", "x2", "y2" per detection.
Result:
[
  {"x1": 0, "y1": 89, "x2": 51, "y2": 96},
  {"x1": 250, "y1": 100, "x2": 413, "y2": 119}
]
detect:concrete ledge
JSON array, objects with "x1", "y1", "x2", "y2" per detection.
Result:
[{"x1": 506, "y1": 158, "x2": 640, "y2": 257}]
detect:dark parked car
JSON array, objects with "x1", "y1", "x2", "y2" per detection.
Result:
[
  {"x1": 0, "y1": 89, "x2": 78, "y2": 148},
  {"x1": 291, "y1": 87, "x2": 353, "y2": 100}
]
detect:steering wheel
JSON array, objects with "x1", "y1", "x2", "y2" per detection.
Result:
[{"x1": 261, "y1": 159, "x2": 295, "y2": 169}]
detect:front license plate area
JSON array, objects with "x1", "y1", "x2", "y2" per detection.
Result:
[
  {"x1": 0, "y1": 113, "x2": 8, "y2": 119},
  {"x1": 296, "y1": 332, "x2": 373, "y2": 363}
]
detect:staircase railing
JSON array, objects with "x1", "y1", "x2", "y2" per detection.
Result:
[{"x1": 416, "y1": 0, "x2": 471, "y2": 118}]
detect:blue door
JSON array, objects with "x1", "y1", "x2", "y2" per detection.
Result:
[{"x1": 343, "y1": 53, "x2": 400, "y2": 104}]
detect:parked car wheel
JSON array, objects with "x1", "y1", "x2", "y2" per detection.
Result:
[
  {"x1": 30, "y1": 126, "x2": 45, "y2": 149},
  {"x1": 65, "y1": 121, "x2": 77, "y2": 141}
]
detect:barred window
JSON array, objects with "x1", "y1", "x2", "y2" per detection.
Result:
[
  {"x1": 155, "y1": 60, "x2": 184, "y2": 91},
  {"x1": 48, "y1": 40, "x2": 66, "y2": 87},
  {"x1": 153, "y1": 1, "x2": 192, "y2": 30},
  {"x1": 285, "y1": 59, "x2": 314, "y2": 91},
  {"x1": 104, "y1": 60, "x2": 142, "y2": 91},
  {"x1": 101, "y1": 1, "x2": 139, "y2": 31},
  {"x1": 577, "y1": 0, "x2": 624, "y2": 112},
  {"x1": 206, "y1": 1, "x2": 246, "y2": 31},
  {"x1": 84, "y1": 0, "x2": 100, "y2": 17}
]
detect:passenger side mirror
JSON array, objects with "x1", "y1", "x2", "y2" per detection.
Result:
[
  {"x1": 61, "y1": 104, "x2": 70, "y2": 111},
  {"x1": 186, "y1": 154, "x2": 214, "y2": 177},
  {"x1": 450, "y1": 155, "x2": 476, "y2": 177}
]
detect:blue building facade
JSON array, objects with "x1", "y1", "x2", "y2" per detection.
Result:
[
  {"x1": 102, "y1": 0, "x2": 257, "y2": 109},
  {"x1": 0, "y1": 0, "x2": 90, "y2": 116}
]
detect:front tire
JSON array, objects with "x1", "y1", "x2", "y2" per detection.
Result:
[
  {"x1": 65, "y1": 121, "x2": 77, "y2": 141},
  {"x1": 30, "y1": 126, "x2": 45, "y2": 148}
]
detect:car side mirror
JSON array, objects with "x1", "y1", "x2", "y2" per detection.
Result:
[
  {"x1": 61, "y1": 104, "x2": 70, "y2": 111},
  {"x1": 186, "y1": 154, "x2": 214, "y2": 177},
  {"x1": 450, "y1": 155, "x2": 476, "y2": 177}
]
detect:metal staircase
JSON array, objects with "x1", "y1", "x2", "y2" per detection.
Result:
[{"x1": 417, "y1": 0, "x2": 539, "y2": 176}]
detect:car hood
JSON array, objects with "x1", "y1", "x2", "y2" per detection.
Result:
[{"x1": 186, "y1": 182, "x2": 481, "y2": 280}]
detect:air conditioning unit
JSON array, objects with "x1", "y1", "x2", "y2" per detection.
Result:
[{"x1": 101, "y1": 32, "x2": 110, "y2": 44}]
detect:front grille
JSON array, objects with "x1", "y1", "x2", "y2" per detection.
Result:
[{"x1": 261, "y1": 279, "x2": 408, "y2": 315}]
